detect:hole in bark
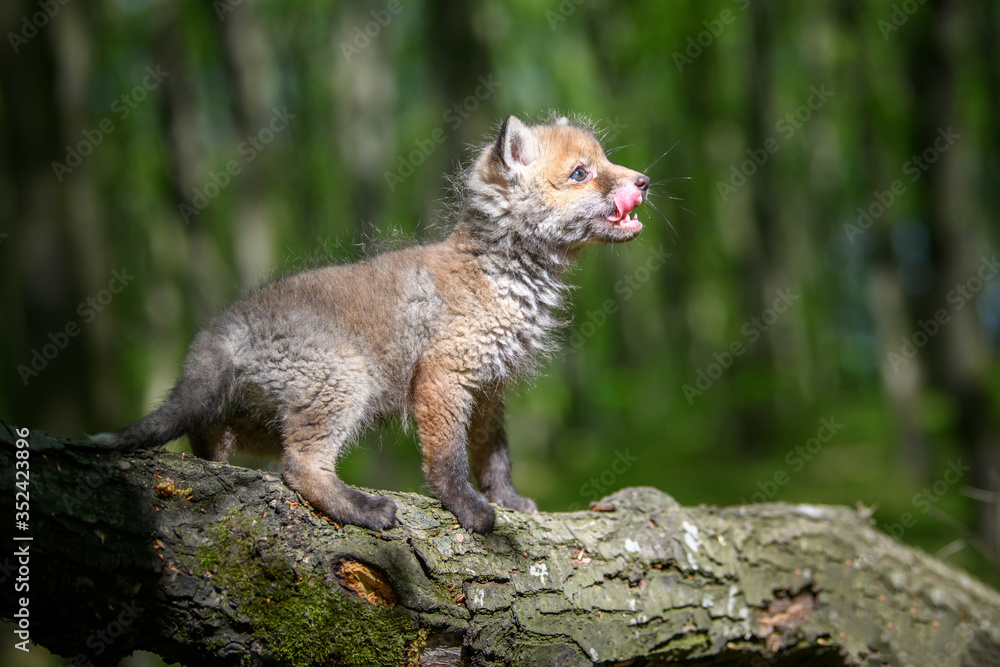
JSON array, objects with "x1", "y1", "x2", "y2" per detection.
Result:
[
  {"x1": 757, "y1": 586, "x2": 821, "y2": 652},
  {"x1": 334, "y1": 558, "x2": 398, "y2": 607}
]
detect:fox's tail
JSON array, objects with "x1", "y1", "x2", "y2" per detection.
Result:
[{"x1": 89, "y1": 332, "x2": 234, "y2": 452}]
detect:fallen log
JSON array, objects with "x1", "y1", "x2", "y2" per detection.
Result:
[{"x1": 1, "y1": 421, "x2": 998, "y2": 666}]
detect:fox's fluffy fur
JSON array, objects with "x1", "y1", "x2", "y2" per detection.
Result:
[{"x1": 96, "y1": 114, "x2": 649, "y2": 533}]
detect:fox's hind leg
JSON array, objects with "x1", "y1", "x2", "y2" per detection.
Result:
[
  {"x1": 467, "y1": 389, "x2": 538, "y2": 513},
  {"x1": 278, "y1": 369, "x2": 397, "y2": 531},
  {"x1": 188, "y1": 422, "x2": 233, "y2": 462}
]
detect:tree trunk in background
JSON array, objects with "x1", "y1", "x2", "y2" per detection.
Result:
[
  {"x1": 3, "y1": 422, "x2": 999, "y2": 666},
  {"x1": 837, "y1": 0, "x2": 934, "y2": 479},
  {"x1": 216, "y1": 0, "x2": 276, "y2": 287},
  {"x1": 333, "y1": 6, "x2": 395, "y2": 241},
  {"x1": 735, "y1": 0, "x2": 780, "y2": 455},
  {"x1": 424, "y1": 0, "x2": 494, "y2": 164},
  {"x1": 983, "y1": 1, "x2": 1000, "y2": 225},
  {"x1": 0, "y1": 1, "x2": 91, "y2": 434},
  {"x1": 906, "y1": 0, "x2": 999, "y2": 557},
  {"x1": 975, "y1": 0, "x2": 1000, "y2": 562}
]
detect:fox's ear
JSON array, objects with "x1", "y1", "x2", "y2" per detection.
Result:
[{"x1": 494, "y1": 115, "x2": 538, "y2": 169}]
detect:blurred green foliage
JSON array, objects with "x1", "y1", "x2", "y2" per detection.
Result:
[{"x1": 1, "y1": 3, "x2": 999, "y2": 661}]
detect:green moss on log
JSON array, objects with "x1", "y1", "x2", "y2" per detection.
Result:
[{"x1": 199, "y1": 510, "x2": 416, "y2": 667}]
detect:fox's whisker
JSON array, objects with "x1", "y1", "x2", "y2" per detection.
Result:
[
  {"x1": 605, "y1": 144, "x2": 634, "y2": 157},
  {"x1": 650, "y1": 176, "x2": 693, "y2": 185},
  {"x1": 644, "y1": 140, "x2": 680, "y2": 174},
  {"x1": 648, "y1": 192, "x2": 686, "y2": 203},
  {"x1": 644, "y1": 199, "x2": 679, "y2": 241}
]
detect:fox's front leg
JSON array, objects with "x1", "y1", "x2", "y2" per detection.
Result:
[
  {"x1": 468, "y1": 389, "x2": 537, "y2": 513},
  {"x1": 412, "y1": 360, "x2": 496, "y2": 533}
]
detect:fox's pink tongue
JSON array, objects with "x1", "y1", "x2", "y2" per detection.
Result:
[{"x1": 608, "y1": 187, "x2": 644, "y2": 223}]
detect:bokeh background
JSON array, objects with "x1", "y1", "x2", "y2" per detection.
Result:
[{"x1": 2, "y1": 0, "x2": 999, "y2": 662}]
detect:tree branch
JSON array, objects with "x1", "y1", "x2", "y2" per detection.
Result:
[{"x1": 1, "y1": 421, "x2": 998, "y2": 666}]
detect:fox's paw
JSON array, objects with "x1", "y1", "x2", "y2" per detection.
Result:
[
  {"x1": 446, "y1": 494, "x2": 496, "y2": 534},
  {"x1": 356, "y1": 496, "x2": 398, "y2": 532},
  {"x1": 506, "y1": 496, "x2": 538, "y2": 513},
  {"x1": 489, "y1": 490, "x2": 538, "y2": 513},
  {"x1": 320, "y1": 492, "x2": 397, "y2": 532}
]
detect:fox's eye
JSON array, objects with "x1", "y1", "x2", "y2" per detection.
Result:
[{"x1": 569, "y1": 166, "x2": 588, "y2": 182}]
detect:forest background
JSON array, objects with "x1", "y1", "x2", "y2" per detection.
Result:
[{"x1": 1, "y1": 1, "x2": 998, "y2": 661}]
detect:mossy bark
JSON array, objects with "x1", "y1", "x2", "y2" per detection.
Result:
[{"x1": 1, "y1": 421, "x2": 998, "y2": 666}]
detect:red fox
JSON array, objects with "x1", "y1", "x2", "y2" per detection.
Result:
[{"x1": 95, "y1": 114, "x2": 649, "y2": 533}]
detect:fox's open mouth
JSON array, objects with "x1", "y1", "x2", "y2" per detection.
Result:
[
  {"x1": 604, "y1": 188, "x2": 644, "y2": 236},
  {"x1": 605, "y1": 200, "x2": 642, "y2": 241},
  {"x1": 607, "y1": 209, "x2": 641, "y2": 225}
]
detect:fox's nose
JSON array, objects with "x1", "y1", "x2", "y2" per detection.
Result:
[{"x1": 635, "y1": 173, "x2": 650, "y2": 192}]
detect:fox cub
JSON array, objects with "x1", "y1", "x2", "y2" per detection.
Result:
[{"x1": 99, "y1": 114, "x2": 649, "y2": 533}]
